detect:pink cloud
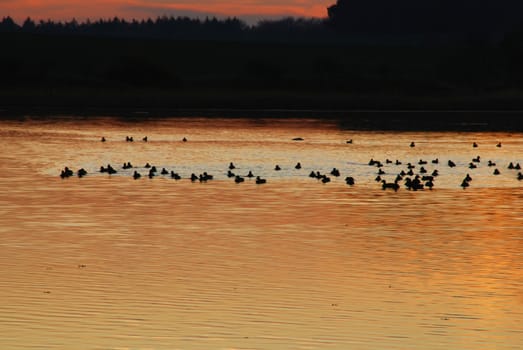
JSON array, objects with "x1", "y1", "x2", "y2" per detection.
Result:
[{"x1": 0, "y1": 0, "x2": 331, "y2": 23}]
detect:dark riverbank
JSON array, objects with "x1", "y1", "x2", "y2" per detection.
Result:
[{"x1": 2, "y1": 88, "x2": 523, "y2": 131}]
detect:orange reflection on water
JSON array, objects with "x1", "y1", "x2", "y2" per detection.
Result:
[{"x1": 1, "y1": 117, "x2": 523, "y2": 349}]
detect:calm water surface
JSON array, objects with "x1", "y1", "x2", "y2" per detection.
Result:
[{"x1": 1, "y1": 116, "x2": 523, "y2": 349}]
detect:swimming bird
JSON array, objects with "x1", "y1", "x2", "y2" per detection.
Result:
[
  {"x1": 229, "y1": 162, "x2": 236, "y2": 170},
  {"x1": 235, "y1": 175, "x2": 245, "y2": 183},
  {"x1": 419, "y1": 166, "x2": 427, "y2": 174},
  {"x1": 448, "y1": 160, "x2": 456, "y2": 167},
  {"x1": 493, "y1": 169, "x2": 500, "y2": 175},
  {"x1": 425, "y1": 180, "x2": 434, "y2": 190},
  {"x1": 143, "y1": 136, "x2": 148, "y2": 142},
  {"x1": 60, "y1": 167, "x2": 74, "y2": 178},
  {"x1": 295, "y1": 162, "x2": 302, "y2": 169},
  {"x1": 274, "y1": 165, "x2": 281, "y2": 171},
  {"x1": 182, "y1": 137, "x2": 187, "y2": 142},
  {"x1": 518, "y1": 172, "x2": 523, "y2": 180},
  {"x1": 148, "y1": 169, "x2": 155, "y2": 178},
  {"x1": 345, "y1": 176, "x2": 355, "y2": 185},
  {"x1": 331, "y1": 168, "x2": 341, "y2": 177},
  {"x1": 465, "y1": 173, "x2": 472, "y2": 182},
  {"x1": 171, "y1": 171, "x2": 181, "y2": 180},
  {"x1": 515, "y1": 163, "x2": 521, "y2": 170},
  {"x1": 418, "y1": 159, "x2": 427, "y2": 165},
  {"x1": 255, "y1": 176, "x2": 267, "y2": 184},
  {"x1": 101, "y1": 137, "x2": 106, "y2": 142},
  {"x1": 247, "y1": 171, "x2": 254, "y2": 178},
  {"x1": 488, "y1": 160, "x2": 496, "y2": 167},
  {"x1": 508, "y1": 162, "x2": 515, "y2": 169},
  {"x1": 473, "y1": 142, "x2": 478, "y2": 148},
  {"x1": 77, "y1": 168, "x2": 87, "y2": 178},
  {"x1": 161, "y1": 168, "x2": 169, "y2": 175},
  {"x1": 469, "y1": 162, "x2": 477, "y2": 169},
  {"x1": 145, "y1": 163, "x2": 151, "y2": 168},
  {"x1": 432, "y1": 158, "x2": 439, "y2": 164},
  {"x1": 133, "y1": 171, "x2": 141, "y2": 179},
  {"x1": 432, "y1": 169, "x2": 439, "y2": 177},
  {"x1": 190, "y1": 173, "x2": 198, "y2": 181},
  {"x1": 381, "y1": 180, "x2": 399, "y2": 191},
  {"x1": 461, "y1": 179, "x2": 470, "y2": 189},
  {"x1": 410, "y1": 142, "x2": 415, "y2": 147},
  {"x1": 321, "y1": 175, "x2": 331, "y2": 183},
  {"x1": 346, "y1": 139, "x2": 353, "y2": 144},
  {"x1": 472, "y1": 156, "x2": 481, "y2": 163},
  {"x1": 292, "y1": 137, "x2": 304, "y2": 141},
  {"x1": 227, "y1": 170, "x2": 235, "y2": 178},
  {"x1": 497, "y1": 142, "x2": 502, "y2": 148}
]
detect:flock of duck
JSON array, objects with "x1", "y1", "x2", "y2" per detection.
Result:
[{"x1": 59, "y1": 136, "x2": 523, "y2": 191}]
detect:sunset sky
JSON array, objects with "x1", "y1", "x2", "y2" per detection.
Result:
[{"x1": 0, "y1": 0, "x2": 333, "y2": 24}]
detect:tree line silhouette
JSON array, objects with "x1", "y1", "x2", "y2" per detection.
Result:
[
  {"x1": 3, "y1": 0, "x2": 523, "y2": 43},
  {"x1": 3, "y1": 0, "x2": 523, "y2": 111}
]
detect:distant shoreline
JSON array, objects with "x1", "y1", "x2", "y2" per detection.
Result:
[{"x1": 2, "y1": 89, "x2": 523, "y2": 130}]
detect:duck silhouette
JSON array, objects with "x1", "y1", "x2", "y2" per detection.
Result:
[{"x1": 255, "y1": 176, "x2": 267, "y2": 184}]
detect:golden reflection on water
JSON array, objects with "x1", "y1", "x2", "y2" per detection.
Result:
[{"x1": 1, "y1": 117, "x2": 523, "y2": 349}]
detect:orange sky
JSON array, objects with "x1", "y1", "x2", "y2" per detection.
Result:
[{"x1": 0, "y1": 0, "x2": 332, "y2": 24}]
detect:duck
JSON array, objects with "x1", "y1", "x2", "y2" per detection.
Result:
[
  {"x1": 419, "y1": 166, "x2": 427, "y2": 174},
  {"x1": 229, "y1": 162, "x2": 236, "y2": 170},
  {"x1": 431, "y1": 169, "x2": 439, "y2": 177},
  {"x1": 161, "y1": 168, "x2": 169, "y2": 175},
  {"x1": 488, "y1": 160, "x2": 496, "y2": 167},
  {"x1": 381, "y1": 180, "x2": 399, "y2": 191},
  {"x1": 410, "y1": 142, "x2": 415, "y2": 147},
  {"x1": 461, "y1": 179, "x2": 470, "y2": 188},
  {"x1": 295, "y1": 162, "x2": 302, "y2": 169},
  {"x1": 142, "y1": 136, "x2": 148, "y2": 142},
  {"x1": 171, "y1": 171, "x2": 181, "y2": 180},
  {"x1": 448, "y1": 160, "x2": 456, "y2": 167},
  {"x1": 346, "y1": 139, "x2": 353, "y2": 144},
  {"x1": 432, "y1": 158, "x2": 439, "y2": 164},
  {"x1": 425, "y1": 180, "x2": 434, "y2": 190},
  {"x1": 234, "y1": 175, "x2": 245, "y2": 183},
  {"x1": 77, "y1": 168, "x2": 87, "y2": 178},
  {"x1": 468, "y1": 162, "x2": 477, "y2": 169},
  {"x1": 182, "y1": 137, "x2": 187, "y2": 142},
  {"x1": 144, "y1": 163, "x2": 151, "y2": 168},
  {"x1": 255, "y1": 176, "x2": 267, "y2": 184},
  {"x1": 493, "y1": 169, "x2": 500, "y2": 175},
  {"x1": 190, "y1": 173, "x2": 198, "y2": 181},
  {"x1": 148, "y1": 169, "x2": 155, "y2": 178},
  {"x1": 465, "y1": 173, "x2": 472, "y2": 182},
  {"x1": 496, "y1": 142, "x2": 502, "y2": 148},
  {"x1": 345, "y1": 176, "x2": 355, "y2": 185},
  {"x1": 227, "y1": 170, "x2": 235, "y2": 178},
  {"x1": 473, "y1": 142, "x2": 478, "y2": 148},
  {"x1": 274, "y1": 165, "x2": 281, "y2": 171},
  {"x1": 247, "y1": 170, "x2": 254, "y2": 178},
  {"x1": 418, "y1": 159, "x2": 427, "y2": 165},
  {"x1": 101, "y1": 137, "x2": 106, "y2": 142},
  {"x1": 508, "y1": 162, "x2": 515, "y2": 169},
  {"x1": 472, "y1": 156, "x2": 481, "y2": 163},
  {"x1": 331, "y1": 168, "x2": 340, "y2": 177},
  {"x1": 133, "y1": 171, "x2": 141, "y2": 180},
  {"x1": 517, "y1": 172, "x2": 523, "y2": 180},
  {"x1": 321, "y1": 175, "x2": 331, "y2": 183},
  {"x1": 60, "y1": 167, "x2": 74, "y2": 178}
]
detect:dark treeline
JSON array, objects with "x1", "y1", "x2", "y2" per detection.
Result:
[
  {"x1": 0, "y1": 15, "x2": 332, "y2": 43},
  {"x1": 4, "y1": 0, "x2": 523, "y2": 113},
  {"x1": 3, "y1": 0, "x2": 523, "y2": 44}
]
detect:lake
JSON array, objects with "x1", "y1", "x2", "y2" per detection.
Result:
[{"x1": 1, "y1": 116, "x2": 522, "y2": 349}]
